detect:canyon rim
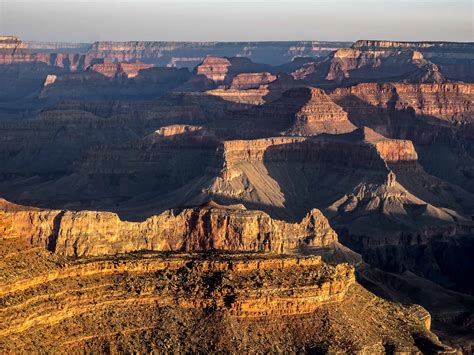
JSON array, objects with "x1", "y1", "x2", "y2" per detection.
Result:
[{"x1": 0, "y1": 0, "x2": 473, "y2": 353}]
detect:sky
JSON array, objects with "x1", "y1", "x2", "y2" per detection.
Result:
[{"x1": 0, "y1": 0, "x2": 472, "y2": 43}]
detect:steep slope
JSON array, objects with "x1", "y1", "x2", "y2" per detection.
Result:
[
  {"x1": 195, "y1": 56, "x2": 271, "y2": 85},
  {"x1": 84, "y1": 41, "x2": 350, "y2": 67},
  {"x1": 0, "y1": 240, "x2": 452, "y2": 353},
  {"x1": 204, "y1": 128, "x2": 474, "y2": 294},
  {"x1": 296, "y1": 46, "x2": 446, "y2": 86},
  {"x1": 206, "y1": 73, "x2": 300, "y2": 105},
  {"x1": 0, "y1": 198, "x2": 336, "y2": 257},
  {"x1": 352, "y1": 40, "x2": 474, "y2": 82},
  {"x1": 227, "y1": 87, "x2": 356, "y2": 136},
  {"x1": 40, "y1": 66, "x2": 192, "y2": 101},
  {"x1": 329, "y1": 82, "x2": 474, "y2": 193}
]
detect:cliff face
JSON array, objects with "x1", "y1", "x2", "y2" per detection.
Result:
[
  {"x1": 0, "y1": 199, "x2": 337, "y2": 257},
  {"x1": 206, "y1": 73, "x2": 299, "y2": 106},
  {"x1": 84, "y1": 41, "x2": 350, "y2": 67},
  {"x1": 212, "y1": 127, "x2": 464, "y2": 230},
  {"x1": 329, "y1": 83, "x2": 474, "y2": 140},
  {"x1": 230, "y1": 72, "x2": 277, "y2": 90},
  {"x1": 228, "y1": 87, "x2": 356, "y2": 136},
  {"x1": 325, "y1": 48, "x2": 444, "y2": 84},
  {"x1": 40, "y1": 66, "x2": 192, "y2": 101},
  {"x1": 286, "y1": 87, "x2": 356, "y2": 135},
  {"x1": 88, "y1": 62, "x2": 156, "y2": 78},
  {"x1": 0, "y1": 110, "x2": 155, "y2": 175},
  {"x1": 0, "y1": 37, "x2": 87, "y2": 70},
  {"x1": 195, "y1": 56, "x2": 270, "y2": 85},
  {"x1": 351, "y1": 40, "x2": 474, "y2": 82},
  {"x1": 291, "y1": 40, "x2": 472, "y2": 85},
  {"x1": 0, "y1": 36, "x2": 32, "y2": 64}
]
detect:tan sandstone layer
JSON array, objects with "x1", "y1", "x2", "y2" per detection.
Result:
[{"x1": 0, "y1": 199, "x2": 336, "y2": 257}]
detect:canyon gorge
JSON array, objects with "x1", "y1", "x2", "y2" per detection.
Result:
[{"x1": 0, "y1": 35, "x2": 473, "y2": 353}]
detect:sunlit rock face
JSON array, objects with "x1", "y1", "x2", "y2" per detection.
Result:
[{"x1": 0, "y1": 36, "x2": 473, "y2": 352}]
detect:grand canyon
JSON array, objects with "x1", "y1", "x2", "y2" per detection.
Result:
[{"x1": 0, "y1": 26, "x2": 473, "y2": 353}]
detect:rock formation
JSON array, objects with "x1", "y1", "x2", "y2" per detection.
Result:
[
  {"x1": 39, "y1": 66, "x2": 192, "y2": 101},
  {"x1": 206, "y1": 73, "x2": 300, "y2": 105},
  {"x1": 298, "y1": 46, "x2": 446, "y2": 85},
  {"x1": 0, "y1": 199, "x2": 336, "y2": 257},
  {"x1": 0, "y1": 236, "x2": 453, "y2": 353},
  {"x1": 1, "y1": 36, "x2": 474, "y2": 351},
  {"x1": 0, "y1": 36, "x2": 31, "y2": 64},
  {"x1": 195, "y1": 56, "x2": 270, "y2": 85},
  {"x1": 331, "y1": 82, "x2": 473, "y2": 124},
  {"x1": 83, "y1": 40, "x2": 350, "y2": 67},
  {"x1": 228, "y1": 87, "x2": 356, "y2": 136},
  {"x1": 327, "y1": 82, "x2": 474, "y2": 148},
  {"x1": 352, "y1": 40, "x2": 474, "y2": 82},
  {"x1": 229, "y1": 72, "x2": 277, "y2": 89},
  {"x1": 286, "y1": 87, "x2": 357, "y2": 135},
  {"x1": 88, "y1": 62, "x2": 155, "y2": 78}
]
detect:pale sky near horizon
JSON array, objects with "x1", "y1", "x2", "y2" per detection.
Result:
[{"x1": 0, "y1": 0, "x2": 472, "y2": 43}]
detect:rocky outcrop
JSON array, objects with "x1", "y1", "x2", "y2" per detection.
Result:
[
  {"x1": 329, "y1": 83, "x2": 474, "y2": 139},
  {"x1": 88, "y1": 62, "x2": 154, "y2": 78},
  {"x1": 0, "y1": 36, "x2": 87, "y2": 71},
  {"x1": 40, "y1": 66, "x2": 192, "y2": 100},
  {"x1": 326, "y1": 48, "x2": 445, "y2": 84},
  {"x1": 43, "y1": 74, "x2": 57, "y2": 87},
  {"x1": 0, "y1": 199, "x2": 337, "y2": 257},
  {"x1": 291, "y1": 40, "x2": 467, "y2": 85},
  {"x1": 0, "y1": 36, "x2": 32, "y2": 64},
  {"x1": 212, "y1": 127, "x2": 467, "y2": 230},
  {"x1": 195, "y1": 56, "x2": 270, "y2": 85},
  {"x1": 391, "y1": 83, "x2": 473, "y2": 122},
  {"x1": 230, "y1": 72, "x2": 277, "y2": 89},
  {"x1": 196, "y1": 57, "x2": 232, "y2": 83},
  {"x1": 351, "y1": 40, "x2": 474, "y2": 82},
  {"x1": 120, "y1": 62, "x2": 155, "y2": 78},
  {"x1": 206, "y1": 73, "x2": 300, "y2": 106},
  {"x1": 154, "y1": 124, "x2": 205, "y2": 137},
  {"x1": 286, "y1": 87, "x2": 356, "y2": 135},
  {"x1": 221, "y1": 128, "x2": 416, "y2": 172},
  {"x1": 0, "y1": 240, "x2": 450, "y2": 353},
  {"x1": 88, "y1": 63, "x2": 121, "y2": 78},
  {"x1": 229, "y1": 87, "x2": 356, "y2": 136}
]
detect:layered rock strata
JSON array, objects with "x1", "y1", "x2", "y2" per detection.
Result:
[
  {"x1": 0, "y1": 199, "x2": 337, "y2": 257},
  {"x1": 327, "y1": 48, "x2": 444, "y2": 83},
  {"x1": 229, "y1": 72, "x2": 277, "y2": 89},
  {"x1": 40, "y1": 66, "x2": 192, "y2": 101},
  {"x1": 84, "y1": 40, "x2": 350, "y2": 67},
  {"x1": 352, "y1": 40, "x2": 474, "y2": 82},
  {"x1": 0, "y1": 240, "x2": 452, "y2": 353},
  {"x1": 206, "y1": 73, "x2": 300, "y2": 106},
  {"x1": 195, "y1": 56, "x2": 270, "y2": 85},
  {"x1": 330, "y1": 83, "x2": 474, "y2": 124},
  {"x1": 229, "y1": 87, "x2": 356, "y2": 136},
  {"x1": 328, "y1": 82, "x2": 474, "y2": 148}
]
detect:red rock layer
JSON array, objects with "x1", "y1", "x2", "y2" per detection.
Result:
[{"x1": 330, "y1": 83, "x2": 474, "y2": 123}]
